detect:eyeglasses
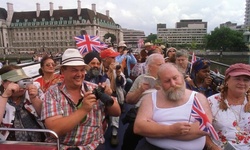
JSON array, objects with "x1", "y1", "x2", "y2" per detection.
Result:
[
  {"x1": 45, "y1": 63, "x2": 56, "y2": 67},
  {"x1": 168, "y1": 50, "x2": 176, "y2": 52}
]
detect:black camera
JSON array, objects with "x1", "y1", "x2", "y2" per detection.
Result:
[
  {"x1": 210, "y1": 71, "x2": 224, "y2": 91},
  {"x1": 92, "y1": 86, "x2": 114, "y2": 107},
  {"x1": 123, "y1": 47, "x2": 133, "y2": 53}
]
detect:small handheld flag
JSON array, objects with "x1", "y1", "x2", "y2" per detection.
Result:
[
  {"x1": 190, "y1": 52, "x2": 197, "y2": 74},
  {"x1": 191, "y1": 95, "x2": 219, "y2": 140}
]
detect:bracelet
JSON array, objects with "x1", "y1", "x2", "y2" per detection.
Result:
[
  {"x1": 1, "y1": 95, "x2": 9, "y2": 99},
  {"x1": 207, "y1": 144, "x2": 214, "y2": 150}
]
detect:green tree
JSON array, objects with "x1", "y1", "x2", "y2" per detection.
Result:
[
  {"x1": 205, "y1": 27, "x2": 247, "y2": 51},
  {"x1": 103, "y1": 33, "x2": 117, "y2": 43},
  {"x1": 145, "y1": 34, "x2": 157, "y2": 44},
  {"x1": 190, "y1": 40, "x2": 197, "y2": 50},
  {"x1": 154, "y1": 38, "x2": 163, "y2": 45}
]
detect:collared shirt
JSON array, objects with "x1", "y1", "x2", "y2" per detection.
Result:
[{"x1": 41, "y1": 81, "x2": 105, "y2": 150}]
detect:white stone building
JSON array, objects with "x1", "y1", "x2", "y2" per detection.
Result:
[
  {"x1": 0, "y1": 1, "x2": 123, "y2": 54},
  {"x1": 157, "y1": 19, "x2": 207, "y2": 47}
]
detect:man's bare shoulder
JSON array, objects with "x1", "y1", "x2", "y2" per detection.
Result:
[
  {"x1": 195, "y1": 91, "x2": 207, "y2": 101},
  {"x1": 141, "y1": 91, "x2": 153, "y2": 100},
  {"x1": 185, "y1": 89, "x2": 206, "y2": 100},
  {"x1": 140, "y1": 92, "x2": 154, "y2": 105}
]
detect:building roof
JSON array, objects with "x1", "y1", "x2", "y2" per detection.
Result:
[
  {"x1": 0, "y1": 8, "x2": 7, "y2": 20},
  {"x1": 11, "y1": 8, "x2": 115, "y2": 24}
]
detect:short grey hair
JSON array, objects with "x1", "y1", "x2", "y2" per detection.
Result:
[
  {"x1": 157, "y1": 63, "x2": 183, "y2": 81},
  {"x1": 175, "y1": 49, "x2": 189, "y2": 58},
  {"x1": 145, "y1": 53, "x2": 163, "y2": 67},
  {"x1": 145, "y1": 53, "x2": 164, "y2": 73}
]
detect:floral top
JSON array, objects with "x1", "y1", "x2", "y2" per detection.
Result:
[{"x1": 208, "y1": 93, "x2": 250, "y2": 150}]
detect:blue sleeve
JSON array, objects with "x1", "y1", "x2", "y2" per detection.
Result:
[
  {"x1": 127, "y1": 54, "x2": 137, "y2": 65},
  {"x1": 115, "y1": 55, "x2": 126, "y2": 63}
]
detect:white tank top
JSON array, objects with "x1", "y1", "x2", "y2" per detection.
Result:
[{"x1": 146, "y1": 91, "x2": 205, "y2": 150}]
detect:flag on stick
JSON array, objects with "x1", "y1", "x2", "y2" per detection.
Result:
[
  {"x1": 190, "y1": 51, "x2": 197, "y2": 74},
  {"x1": 191, "y1": 51, "x2": 197, "y2": 65},
  {"x1": 137, "y1": 39, "x2": 144, "y2": 50},
  {"x1": 74, "y1": 35, "x2": 107, "y2": 55},
  {"x1": 191, "y1": 95, "x2": 219, "y2": 140}
]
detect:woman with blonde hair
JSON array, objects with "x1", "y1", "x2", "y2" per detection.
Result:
[{"x1": 206, "y1": 63, "x2": 250, "y2": 149}]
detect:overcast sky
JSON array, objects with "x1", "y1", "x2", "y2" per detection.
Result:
[{"x1": 1, "y1": 0, "x2": 246, "y2": 36}]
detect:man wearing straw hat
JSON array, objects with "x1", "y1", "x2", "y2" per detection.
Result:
[{"x1": 41, "y1": 48, "x2": 121, "y2": 150}]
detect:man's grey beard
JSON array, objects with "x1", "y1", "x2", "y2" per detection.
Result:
[
  {"x1": 90, "y1": 68, "x2": 100, "y2": 77},
  {"x1": 163, "y1": 84, "x2": 186, "y2": 101}
]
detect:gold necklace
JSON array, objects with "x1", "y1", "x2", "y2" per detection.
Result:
[{"x1": 228, "y1": 103, "x2": 244, "y2": 131}]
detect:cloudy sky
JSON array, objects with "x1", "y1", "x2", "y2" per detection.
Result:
[{"x1": 1, "y1": 0, "x2": 246, "y2": 36}]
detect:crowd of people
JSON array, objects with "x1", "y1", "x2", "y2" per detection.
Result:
[{"x1": 0, "y1": 39, "x2": 250, "y2": 150}]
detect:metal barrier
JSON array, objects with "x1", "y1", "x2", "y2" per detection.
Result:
[{"x1": 0, "y1": 128, "x2": 60, "y2": 150}]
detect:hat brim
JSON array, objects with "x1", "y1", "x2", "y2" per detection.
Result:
[
  {"x1": 229, "y1": 72, "x2": 250, "y2": 77},
  {"x1": 1, "y1": 69, "x2": 30, "y2": 82},
  {"x1": 109, "y1": 53, "x2": 120, "y2": 57},
  {"x1": 118, "y1": 45, "x2": 127, "y2": 48},
  {"x1": 100, "y1": 52, "x2": 120, "y2": 59},
  {"x1": 8, "y1": 75, "x2": 30, "y2": 82},
  {"x1": 62, "y1": 61, "x2": 86, "y2": 66},
  {"x1": 61, "y1": 61, "x2": 90, "y2": 70}
]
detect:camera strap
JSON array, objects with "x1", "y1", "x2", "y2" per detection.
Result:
[
  {"x1": 83, "y1": 82, "x2": 89, "y2": 92},
  {"x1": 60, "y1": 83, "x2": 87, "y2": 109}
]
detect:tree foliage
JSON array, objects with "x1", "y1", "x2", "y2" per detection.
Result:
[
  {"x1": 205, "y1": 27, "x2": 247, "y2": 51},
  {"x1": 103, "y1": 33, "x2": 117, "y2": 43},
  {"x1": 145, "y1": 34, "x2": 157, "y2": 44},
  {"x1": 190, "y1": 40, "x2": 197, "y2": 50}
]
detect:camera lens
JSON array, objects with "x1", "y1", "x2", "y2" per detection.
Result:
[{"x1": 93, "y1": 87, "x2": 114, "y2": 107}]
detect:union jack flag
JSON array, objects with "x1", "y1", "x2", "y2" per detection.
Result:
[
  {"x1": 74, "y1": 35, "x2": 107, "y2": 55},
  {"x1": 99, "y1": 41, "x2": 109, "y2": 50},
  {"x1": 191, "y1": 95, "x2": 219, "y2": 140},
  {"x1": 138, "y1": 38, "x2": 144, "y2": 49}
]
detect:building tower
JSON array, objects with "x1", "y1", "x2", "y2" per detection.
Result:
[{"x1": 244, "y1": 0, "x2": 250, "y2": 28}]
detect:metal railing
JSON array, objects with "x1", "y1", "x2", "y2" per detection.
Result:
[{"x1": 0, "y1": 128, "x2": 60, "y2": 150}]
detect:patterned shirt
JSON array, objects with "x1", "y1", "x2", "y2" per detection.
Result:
[
  {"x1": 41, "y1": 81, "x2": 105, "y2": 150},
  {"x1": 0, "y1": 92, "x2": 45, "y2": 142}
]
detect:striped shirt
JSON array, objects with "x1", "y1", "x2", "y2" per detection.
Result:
[{"x1": 41, "y1": 81, "x2": 105, "y2": 150}]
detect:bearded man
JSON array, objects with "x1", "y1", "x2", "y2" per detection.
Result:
[
  {"x1": 134, "y1": 63, "x2": 212, "y2": 150},
  {"x1": 84, "y1": 51, "x2": 112, "y2": 95}
]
